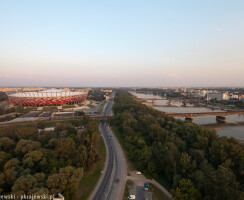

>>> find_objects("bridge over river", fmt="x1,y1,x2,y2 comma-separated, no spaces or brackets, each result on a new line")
134,98,244,122
134,98,205,102
134,98,205,106
166,111,244,122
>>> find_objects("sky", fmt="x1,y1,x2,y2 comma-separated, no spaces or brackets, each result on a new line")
0,0,244,87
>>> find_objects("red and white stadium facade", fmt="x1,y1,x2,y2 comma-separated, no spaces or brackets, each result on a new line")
8,89,88,106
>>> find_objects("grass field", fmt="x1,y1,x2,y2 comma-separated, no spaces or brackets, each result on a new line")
45,119,85,128
99,101,107,114
123,180,133,200
63,105,76,109
45,121,59,128
76,134,106,200
24,107,37,111
88,104,95,108
43,106,57,111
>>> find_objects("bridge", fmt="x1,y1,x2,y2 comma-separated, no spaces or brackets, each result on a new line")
134,98,205,106
134,98,205,102
0,115,112,126
166,111,244,122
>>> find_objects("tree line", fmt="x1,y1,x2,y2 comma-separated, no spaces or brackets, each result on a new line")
0,117,101,199
110,91,244,200
0,92,8,102
87,89,106,101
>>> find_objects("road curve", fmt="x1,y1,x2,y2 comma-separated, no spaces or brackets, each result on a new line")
90,94,127,200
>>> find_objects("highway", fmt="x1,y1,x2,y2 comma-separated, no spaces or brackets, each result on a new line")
90,94,127,200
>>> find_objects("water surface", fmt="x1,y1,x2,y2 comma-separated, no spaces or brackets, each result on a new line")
132,92,244,140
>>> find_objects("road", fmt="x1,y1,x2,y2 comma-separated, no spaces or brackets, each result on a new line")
90,94,127,200
136,186,146,200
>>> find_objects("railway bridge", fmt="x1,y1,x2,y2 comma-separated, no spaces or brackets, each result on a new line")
166,111,244,122
134,98,205,106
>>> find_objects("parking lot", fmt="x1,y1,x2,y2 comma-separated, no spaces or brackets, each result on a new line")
20,111,41,118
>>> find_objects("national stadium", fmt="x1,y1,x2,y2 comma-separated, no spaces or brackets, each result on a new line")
7,88,88,106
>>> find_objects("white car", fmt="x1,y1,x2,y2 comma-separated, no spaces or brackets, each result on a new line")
136,171,142,175
128,195,136,199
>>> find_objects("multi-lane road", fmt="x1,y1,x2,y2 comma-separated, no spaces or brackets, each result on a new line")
90,94,127,200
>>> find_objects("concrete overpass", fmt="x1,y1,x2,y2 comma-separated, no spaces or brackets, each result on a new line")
0,115,111,126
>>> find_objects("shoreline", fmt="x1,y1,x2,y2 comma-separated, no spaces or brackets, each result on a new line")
140,102,244,143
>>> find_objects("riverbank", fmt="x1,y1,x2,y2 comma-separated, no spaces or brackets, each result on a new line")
132,92,244,142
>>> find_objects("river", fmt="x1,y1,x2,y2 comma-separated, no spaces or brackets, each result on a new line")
132,92,244,141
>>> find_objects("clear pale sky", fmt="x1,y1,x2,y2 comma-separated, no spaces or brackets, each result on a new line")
0,0,244,87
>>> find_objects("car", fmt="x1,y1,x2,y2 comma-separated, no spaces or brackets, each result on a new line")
116,179,120,183
136,171,141,175
144,183,149,191
128,195,136,199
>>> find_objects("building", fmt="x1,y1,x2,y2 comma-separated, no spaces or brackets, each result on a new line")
239,95,244,101
0,87,45,93
7,88,88,106
200,90,208,98
207,93,229,101
101,89,113,93
229,93,239,100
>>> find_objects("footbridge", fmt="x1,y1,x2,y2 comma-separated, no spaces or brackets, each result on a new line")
166,111,244,122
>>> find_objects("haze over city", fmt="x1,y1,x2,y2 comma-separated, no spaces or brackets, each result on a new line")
1,0,244,87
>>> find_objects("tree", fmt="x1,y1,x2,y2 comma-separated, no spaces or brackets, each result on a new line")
214,165,239,200
179,152,196,177
4,158,22,186
172,178,201,200
34,173,45,182
111,91,244,199
12,174,38,195
54,123,67,133
15,139,41,154
16,126,37,139
46,173,60,195
16,105,24,113
47,166,83,197
0,137,15,150
48,138,58,149
0,117,100,196
0,173,5,193
29,187,49,198
76,111,85,116
38,131,57,144
23,150,44,168
0,151,12,170
37,121,46,130
55,138,76,160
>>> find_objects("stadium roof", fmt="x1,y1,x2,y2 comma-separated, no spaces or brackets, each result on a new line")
8,88,87,98
39,88,62,93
